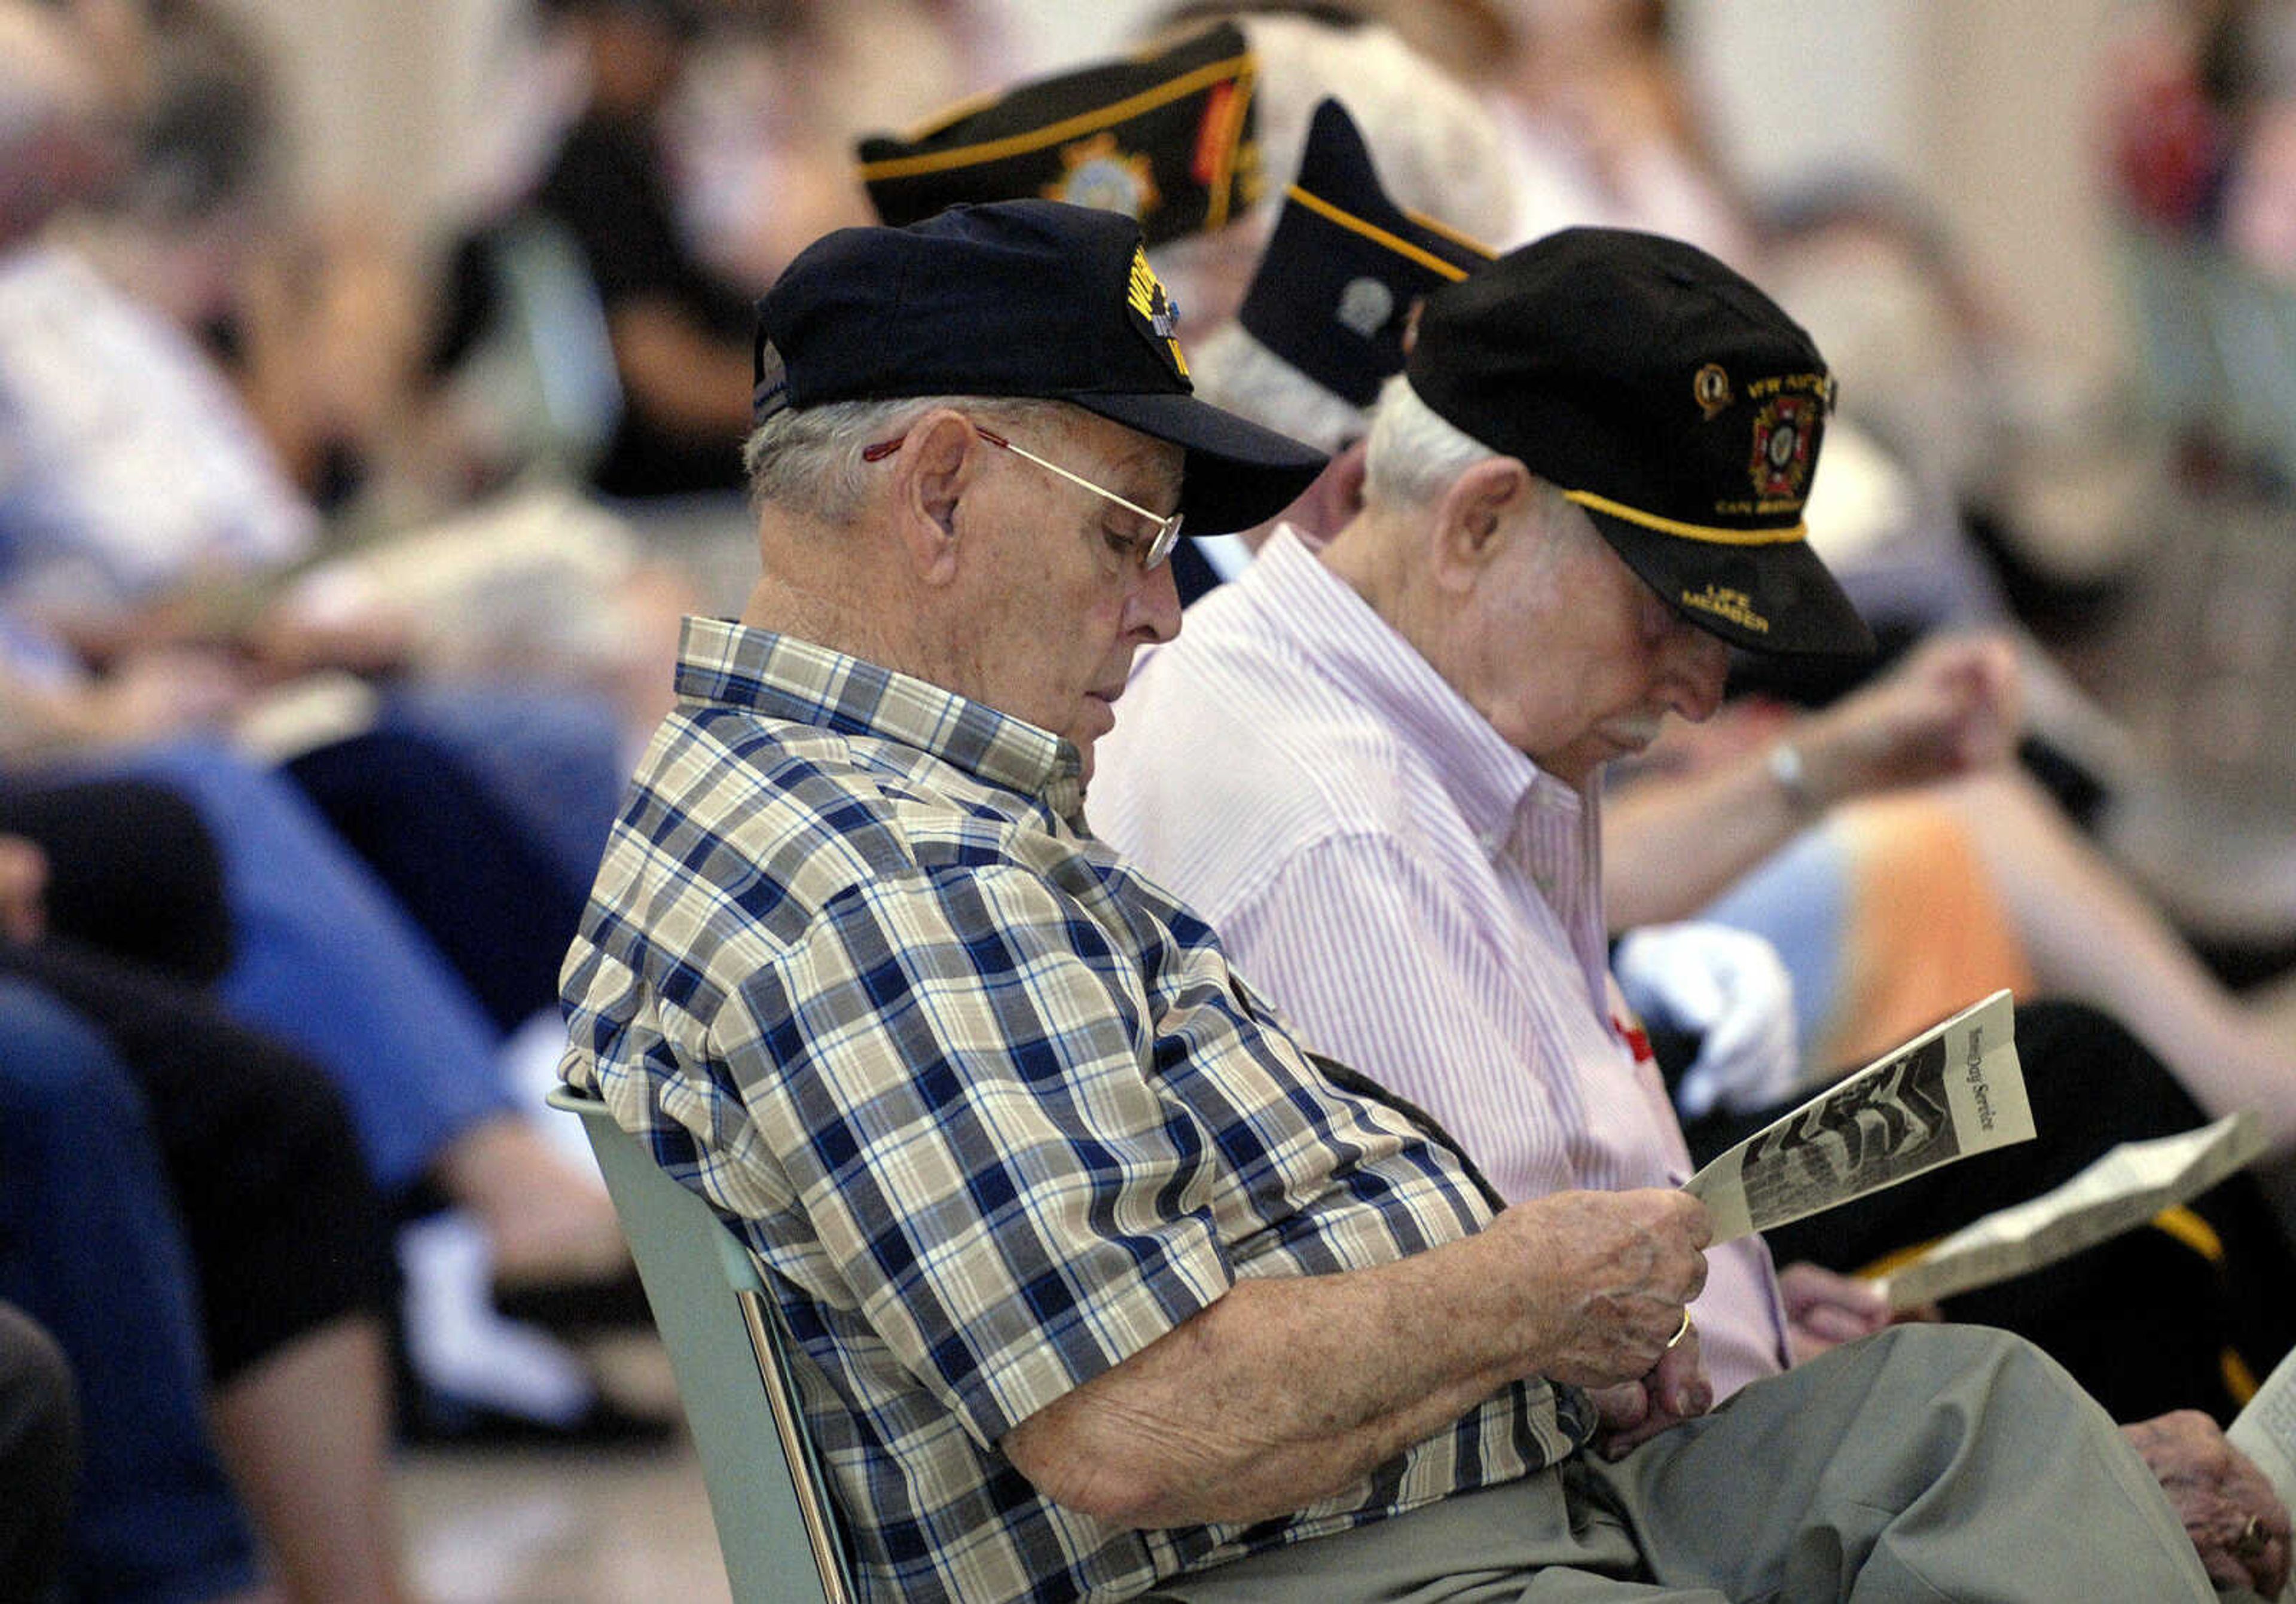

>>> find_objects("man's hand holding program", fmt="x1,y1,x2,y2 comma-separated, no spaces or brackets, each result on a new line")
1500,1188,1711,1388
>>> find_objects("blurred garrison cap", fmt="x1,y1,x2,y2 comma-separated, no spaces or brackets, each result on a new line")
855,20,1262,248
1236,96,1496,408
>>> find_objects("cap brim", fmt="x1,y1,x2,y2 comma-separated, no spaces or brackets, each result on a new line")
1071,390,1328,537
1580,505,1877,659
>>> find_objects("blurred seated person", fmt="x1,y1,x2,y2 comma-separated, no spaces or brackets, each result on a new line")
858,5,1518,351
0,670,634,1309
851,7,1513,605
0,809,407,1601
527,0,758,499
0,0,687,751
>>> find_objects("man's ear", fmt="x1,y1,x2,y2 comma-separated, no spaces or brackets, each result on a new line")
892,410,978,585
1427,456,1529,591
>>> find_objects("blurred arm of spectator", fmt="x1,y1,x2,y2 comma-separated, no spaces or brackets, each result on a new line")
1604,631,2021,931
0,650,250,762
1776,1261,1923,1367
602,294,756,440
2097,0,2236,234
0,835,45,945
223,209,435,512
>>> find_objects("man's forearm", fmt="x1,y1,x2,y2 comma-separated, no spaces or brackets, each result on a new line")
1003,1236,1536,1527
1605,748,1812,930
1001,1189,1706,1530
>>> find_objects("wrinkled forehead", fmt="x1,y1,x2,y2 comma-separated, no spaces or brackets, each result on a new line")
1060,408,1187,494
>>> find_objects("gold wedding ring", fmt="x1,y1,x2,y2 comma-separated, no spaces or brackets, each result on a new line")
1664,1309,1693,1350
2239,1514,2269,1557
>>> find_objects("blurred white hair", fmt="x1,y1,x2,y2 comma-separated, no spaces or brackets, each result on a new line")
1187,321,1369,452
1237,13,1514,238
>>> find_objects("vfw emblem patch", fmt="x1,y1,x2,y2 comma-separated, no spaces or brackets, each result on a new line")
1749,395,1816,500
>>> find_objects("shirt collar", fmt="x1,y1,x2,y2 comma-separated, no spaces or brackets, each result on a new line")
674,615,1086,820
1245,528,1578,847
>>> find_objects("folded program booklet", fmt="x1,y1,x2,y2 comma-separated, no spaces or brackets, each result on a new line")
1866,1111,2264,1309
1686,991,2034,1245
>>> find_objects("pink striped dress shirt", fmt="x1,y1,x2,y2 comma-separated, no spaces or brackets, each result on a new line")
1092,527,1793,1399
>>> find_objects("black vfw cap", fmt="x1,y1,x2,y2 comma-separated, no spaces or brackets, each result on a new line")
752,200,1327,536
1407,227,1876,658
856,22,1261,248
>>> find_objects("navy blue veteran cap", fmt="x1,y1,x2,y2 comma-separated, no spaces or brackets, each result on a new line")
1239,99,1497,408
751,199,1327,536
856,22,1260,248
1407,227,1876,658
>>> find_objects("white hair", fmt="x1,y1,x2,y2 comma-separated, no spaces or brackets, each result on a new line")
741,394,1076,525
1362,374,1592,582
1189,321,1368,453
1360,374,1497,508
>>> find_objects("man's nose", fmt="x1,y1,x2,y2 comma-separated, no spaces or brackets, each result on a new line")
1130,554,1183,643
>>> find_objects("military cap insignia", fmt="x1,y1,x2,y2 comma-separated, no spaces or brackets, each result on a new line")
1126,245,1189,378
1045,131,1162,221
1749,393,1818,503
1335,277,1396,339
1693,362,1732,420
856,21,1259,248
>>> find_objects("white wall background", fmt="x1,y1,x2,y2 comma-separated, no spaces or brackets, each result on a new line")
208,0,2142,386
1680,0,2131,383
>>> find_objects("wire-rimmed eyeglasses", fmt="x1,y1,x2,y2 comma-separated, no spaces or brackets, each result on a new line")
861,424,1183,570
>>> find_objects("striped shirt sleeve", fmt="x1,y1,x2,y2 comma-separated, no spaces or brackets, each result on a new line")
1218,830,1585,1203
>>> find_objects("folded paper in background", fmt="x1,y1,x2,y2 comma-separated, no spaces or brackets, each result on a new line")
1871,1111,2264,1309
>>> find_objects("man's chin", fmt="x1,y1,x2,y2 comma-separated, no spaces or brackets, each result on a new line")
1606,721,1665,760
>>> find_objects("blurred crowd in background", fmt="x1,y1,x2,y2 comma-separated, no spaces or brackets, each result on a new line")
14,0,2296,1599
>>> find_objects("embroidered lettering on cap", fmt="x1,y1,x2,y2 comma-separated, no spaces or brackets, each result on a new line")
1126,246,1189,377
1680,583,1770,634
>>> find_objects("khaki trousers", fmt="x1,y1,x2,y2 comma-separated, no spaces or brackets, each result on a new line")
1149,1325,2237,1602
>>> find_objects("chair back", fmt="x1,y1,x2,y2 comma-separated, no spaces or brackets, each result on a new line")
546,1085,854,1604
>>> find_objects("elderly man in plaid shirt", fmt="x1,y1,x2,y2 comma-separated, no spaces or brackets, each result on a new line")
558,200,2243,1603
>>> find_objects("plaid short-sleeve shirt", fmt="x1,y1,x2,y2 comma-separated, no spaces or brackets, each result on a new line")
560,617,1589,1604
